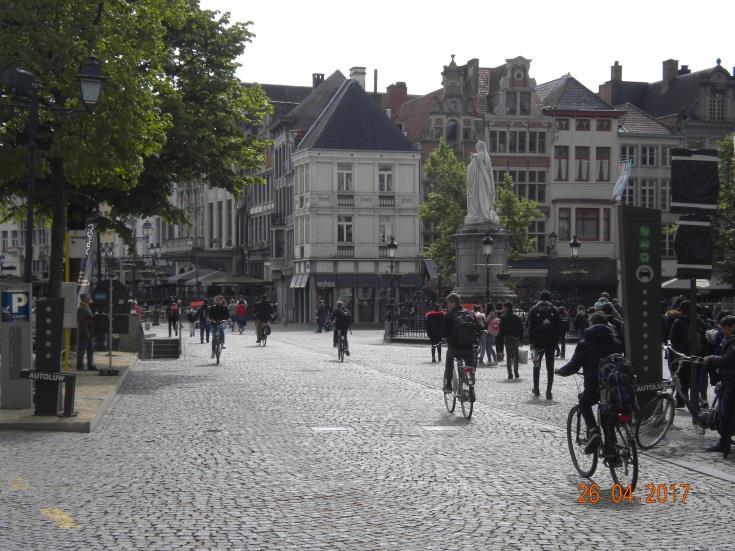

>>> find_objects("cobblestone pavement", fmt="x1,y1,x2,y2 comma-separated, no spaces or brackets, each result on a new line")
0,326,733,550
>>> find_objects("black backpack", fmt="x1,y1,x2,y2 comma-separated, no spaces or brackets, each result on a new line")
598,353,637,415
453,310,478,348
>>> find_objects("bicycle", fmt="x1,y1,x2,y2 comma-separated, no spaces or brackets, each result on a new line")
211,321,226,365
257,320,270,346
444,356,476,419
336,330,347,362
566,375,638,490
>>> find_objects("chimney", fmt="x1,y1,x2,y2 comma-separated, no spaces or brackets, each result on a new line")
662,59,679,83
678,65,690,76
611,61,622,82
349,66,366,89
312,73,324,89
386,81,408,112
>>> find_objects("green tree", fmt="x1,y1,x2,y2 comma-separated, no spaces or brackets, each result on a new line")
714,136,735,285
418,140,466,279
0,1,270,297
495,174,543,260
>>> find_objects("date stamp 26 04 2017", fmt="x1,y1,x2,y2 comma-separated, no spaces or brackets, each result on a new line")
578,483,690,505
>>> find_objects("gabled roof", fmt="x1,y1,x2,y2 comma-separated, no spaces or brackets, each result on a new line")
615,102,678,136
251,83,313,118
298,80,415,152
285,70,346,129
537,74,613,111
393,89,441,143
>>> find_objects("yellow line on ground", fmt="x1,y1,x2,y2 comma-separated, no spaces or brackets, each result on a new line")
39,508,79,529
9,477,30,491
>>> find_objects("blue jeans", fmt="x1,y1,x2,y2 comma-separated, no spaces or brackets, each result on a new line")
76,335,95,370
477,332,496,362
716,382,735,448
211,322,225,351
200,320,210,342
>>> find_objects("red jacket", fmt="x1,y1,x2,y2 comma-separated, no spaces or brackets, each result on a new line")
235,303,247,317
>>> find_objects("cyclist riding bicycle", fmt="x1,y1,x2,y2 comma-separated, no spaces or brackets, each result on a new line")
330,301,352,356
208,295,229,359
442,293,479,393
255,295,274,344
555,312,623,453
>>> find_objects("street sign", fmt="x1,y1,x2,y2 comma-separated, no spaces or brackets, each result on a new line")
1,289,30,322
618,205,663,405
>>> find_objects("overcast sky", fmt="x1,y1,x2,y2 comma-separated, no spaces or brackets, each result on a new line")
200,0,734,96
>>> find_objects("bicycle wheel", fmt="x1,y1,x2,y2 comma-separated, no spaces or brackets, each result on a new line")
338,346,344,362
215,342,221,365
636,395,675,449
444,370,456,413
609,423,638,491
460,379,474,420
566,405,598,478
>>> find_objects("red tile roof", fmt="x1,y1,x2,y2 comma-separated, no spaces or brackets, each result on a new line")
393,89,441,143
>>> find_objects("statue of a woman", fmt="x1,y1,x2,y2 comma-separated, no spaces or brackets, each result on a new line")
465,141,498,225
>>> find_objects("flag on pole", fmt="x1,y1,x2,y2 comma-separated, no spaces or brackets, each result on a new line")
611,158,633,202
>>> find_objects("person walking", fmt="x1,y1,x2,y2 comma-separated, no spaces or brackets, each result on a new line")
494,302,505,362
573,305,588,339
425,304,445,363
228,299,237,332
669,300,707,407
473,305,490,365
499,301,524,379
235,299,247,334
555,301,569,359
527,290,561,400
486,304,500,366
197,299,210,343
316,300,327,333
187,306,196,337
703,315,735,453
166,298,180,337
76,294,96,371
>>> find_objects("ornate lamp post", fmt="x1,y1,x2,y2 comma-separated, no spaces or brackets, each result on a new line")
482,233,494,306
568,235,582,304
2,57,105,285
386,236,398,336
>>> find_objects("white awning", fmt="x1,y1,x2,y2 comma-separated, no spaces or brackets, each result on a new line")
289,274,310,288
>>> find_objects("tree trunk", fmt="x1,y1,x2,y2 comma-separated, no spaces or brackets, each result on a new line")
48,157,66,298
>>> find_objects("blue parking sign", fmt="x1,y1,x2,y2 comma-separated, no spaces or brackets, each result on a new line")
1,290,30,322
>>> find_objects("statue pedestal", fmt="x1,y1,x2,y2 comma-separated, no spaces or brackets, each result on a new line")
451,222,516,304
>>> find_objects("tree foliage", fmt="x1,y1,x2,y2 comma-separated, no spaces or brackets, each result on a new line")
0,1,271,296
495,174,543,261
418,140,466,280
714,136,735,285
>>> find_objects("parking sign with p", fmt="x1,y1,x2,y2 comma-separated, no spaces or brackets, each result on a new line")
1,290,30,322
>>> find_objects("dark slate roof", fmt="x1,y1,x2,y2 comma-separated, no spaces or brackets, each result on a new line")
285,70,346,129
298,80,415,152
537,74,613,111
615,102,677,136
257,83,313,105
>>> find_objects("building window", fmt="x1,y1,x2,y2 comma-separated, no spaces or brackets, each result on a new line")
378,164,394,192
558,208,571,241
660,179,670,211
446,120,458,142
576,119,591,131
1,231,7,252
621,145,636,166
490,130,507,153
337,163,353,192
378,216,393,244
226,199,233,245
662,225,676,258
576,208,599,241
596,119,611,131
509,131,526,153
640,179,656,209
506,92,517,115
337,215,353,243
623,178,636,206
575,146,590,181
596,147,611,181
11,230,18,248
661,146,671,167
555,146,569,181
602,208,611,241
519,92,531,116
529,220,546,253
556,118,569,131
641,146,656,167
709,91,724,121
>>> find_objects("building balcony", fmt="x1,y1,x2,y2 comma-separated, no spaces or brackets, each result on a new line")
336,245,354,258
378,195,395,207
337,195,355,207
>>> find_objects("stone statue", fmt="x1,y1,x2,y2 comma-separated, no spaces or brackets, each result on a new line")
465,141,497,225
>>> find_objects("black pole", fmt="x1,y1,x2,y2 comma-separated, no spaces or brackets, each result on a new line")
688,277,699,406
24,89,37,284
485,254,490,306
97,231,102,284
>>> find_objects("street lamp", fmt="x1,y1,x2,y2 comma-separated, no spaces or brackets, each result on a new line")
568,235,582,304
141,220,153,241
2,56,106,285
482,233,494,306
569,235,581,258
386,237,398,336
547,231,558,256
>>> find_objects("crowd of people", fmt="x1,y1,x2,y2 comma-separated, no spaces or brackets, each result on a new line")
425,289,735,453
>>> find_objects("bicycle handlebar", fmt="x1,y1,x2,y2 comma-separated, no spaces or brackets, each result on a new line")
665,344,704,364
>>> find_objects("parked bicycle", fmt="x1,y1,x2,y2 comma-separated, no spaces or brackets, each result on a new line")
211,320,227,365
444,357,476,419
336,329,347,362
566,375,638,490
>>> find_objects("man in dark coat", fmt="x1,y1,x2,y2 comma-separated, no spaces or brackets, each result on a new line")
76,294,96,371
703,315,735,453
527,290,561,399
669,300,707,406
556,313,623,453
442,293,479,393
197,299,210,343
425,304,445,363
329,301,352,355
499,301,524,379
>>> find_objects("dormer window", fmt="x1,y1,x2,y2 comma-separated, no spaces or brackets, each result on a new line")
709,91,724,121
519,92,531,115
446,120,458,142
506,92,517,115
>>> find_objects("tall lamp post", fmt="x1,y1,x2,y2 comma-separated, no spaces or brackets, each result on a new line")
482,234,494,307
386,236,398,336
569,235,582,304
2,57,106,285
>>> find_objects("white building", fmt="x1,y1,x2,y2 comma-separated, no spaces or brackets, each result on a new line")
290,79,421,323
